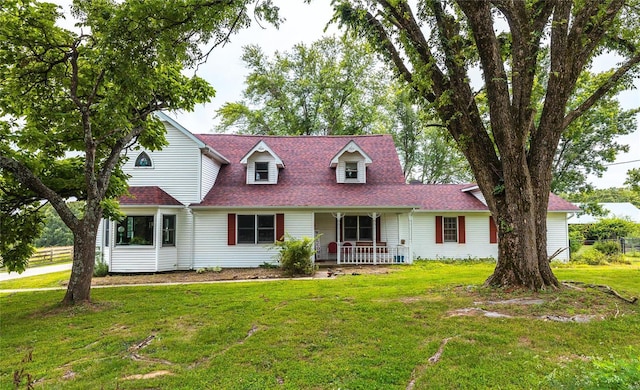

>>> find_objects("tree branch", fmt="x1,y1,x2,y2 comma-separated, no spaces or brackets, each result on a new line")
0,155,79,229
563,53,640,129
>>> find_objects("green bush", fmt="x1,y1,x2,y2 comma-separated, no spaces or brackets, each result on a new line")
571,250,608,265
593,240,621,256
569,230,584,255
271,234,318,277
93,259,109,277
586,218,637,241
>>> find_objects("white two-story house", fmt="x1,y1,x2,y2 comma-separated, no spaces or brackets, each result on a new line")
96,112,579,272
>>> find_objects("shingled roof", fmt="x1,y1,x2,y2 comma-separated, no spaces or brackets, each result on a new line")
187,134,578,212
119,186,183,206
192,134,413,208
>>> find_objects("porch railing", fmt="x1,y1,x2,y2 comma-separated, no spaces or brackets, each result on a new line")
338,244,408,265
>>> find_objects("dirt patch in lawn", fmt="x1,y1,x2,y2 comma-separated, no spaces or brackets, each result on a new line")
84,265,395,286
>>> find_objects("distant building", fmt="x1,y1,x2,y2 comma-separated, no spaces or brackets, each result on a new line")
569,202,640,224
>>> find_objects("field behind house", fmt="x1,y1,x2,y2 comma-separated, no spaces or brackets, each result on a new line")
2,261,639,389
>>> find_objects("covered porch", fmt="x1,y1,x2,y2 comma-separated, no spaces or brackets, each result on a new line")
313,210,412,265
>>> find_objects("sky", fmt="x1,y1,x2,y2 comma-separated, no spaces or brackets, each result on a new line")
52,0,639,189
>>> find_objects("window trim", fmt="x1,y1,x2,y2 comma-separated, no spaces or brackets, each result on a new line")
116,215,154,246
134,151,153,168
345,161,358,180
162,214,176,247
255,162,269,181
443,217,458,242
342,215,374,242
237,214,276,244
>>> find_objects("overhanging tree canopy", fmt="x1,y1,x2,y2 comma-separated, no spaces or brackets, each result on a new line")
333,0,640,289
0,0,279,305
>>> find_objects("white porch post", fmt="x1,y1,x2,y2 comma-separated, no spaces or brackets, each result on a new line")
155,208,161,272
333,212,342,264
408,209,414,264
369,212,378,265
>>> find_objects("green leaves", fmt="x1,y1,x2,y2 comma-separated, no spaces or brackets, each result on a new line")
0,0,280,301
216,36,392,135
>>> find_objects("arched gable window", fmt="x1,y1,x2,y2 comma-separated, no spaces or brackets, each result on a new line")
135,151,152,167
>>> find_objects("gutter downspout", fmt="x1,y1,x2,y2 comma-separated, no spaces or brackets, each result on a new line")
409,209,415,264
189,207,196,270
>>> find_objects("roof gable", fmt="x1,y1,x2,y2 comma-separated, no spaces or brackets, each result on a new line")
154,111,230,165
240,140,285,168
330,140,372,168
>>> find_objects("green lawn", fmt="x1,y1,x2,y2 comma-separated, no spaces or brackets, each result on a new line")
2,261,639,389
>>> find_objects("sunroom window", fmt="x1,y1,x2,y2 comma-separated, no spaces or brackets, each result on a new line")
116,216,154,245
162,215,176,247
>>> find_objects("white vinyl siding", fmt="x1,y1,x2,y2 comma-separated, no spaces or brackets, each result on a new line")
110,246,157,273
201,155,221,200
123,122,202,204
412,212,498,260
246,152,279,184
336,152,366,183
412,212,570,261
107,206,184,272
193,210,314,268
547,212,570,261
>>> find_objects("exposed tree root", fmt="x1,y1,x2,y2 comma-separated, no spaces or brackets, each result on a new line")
406,337,457,389
562,281,638,304
126,333,175,365
189,324,262,369
128,334,155,352
428,337,455,364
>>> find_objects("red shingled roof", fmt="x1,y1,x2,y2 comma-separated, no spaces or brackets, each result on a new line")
192,134,412,208
404,184,579,212
119,186,183,206
189,134,578,212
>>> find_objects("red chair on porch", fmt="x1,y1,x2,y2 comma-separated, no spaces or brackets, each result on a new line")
328,242,337,254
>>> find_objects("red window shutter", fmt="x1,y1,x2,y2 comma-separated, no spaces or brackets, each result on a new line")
376,216,381,242
435,216,443,244
276,213,285,242
227,214,236,246
489,216,498,244
458,216,466,244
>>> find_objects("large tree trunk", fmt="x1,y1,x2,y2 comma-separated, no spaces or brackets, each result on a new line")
62,209,101,305
483,157,559,290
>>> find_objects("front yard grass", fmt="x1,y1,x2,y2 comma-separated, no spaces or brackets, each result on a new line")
2,261,639,389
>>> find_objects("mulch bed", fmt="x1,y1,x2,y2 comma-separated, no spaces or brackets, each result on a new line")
89,265,394,286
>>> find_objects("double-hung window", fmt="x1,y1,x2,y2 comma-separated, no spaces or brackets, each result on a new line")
237,215,275,244
255,162,269,181
443,217,458,242
345,162,358,179
162,215,176,247
343,216,373,241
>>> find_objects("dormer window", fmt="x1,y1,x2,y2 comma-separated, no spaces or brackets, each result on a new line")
345,162,358,179
255,162,269,181
135,151,152,167
330,140,372,184
240,140,284,185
